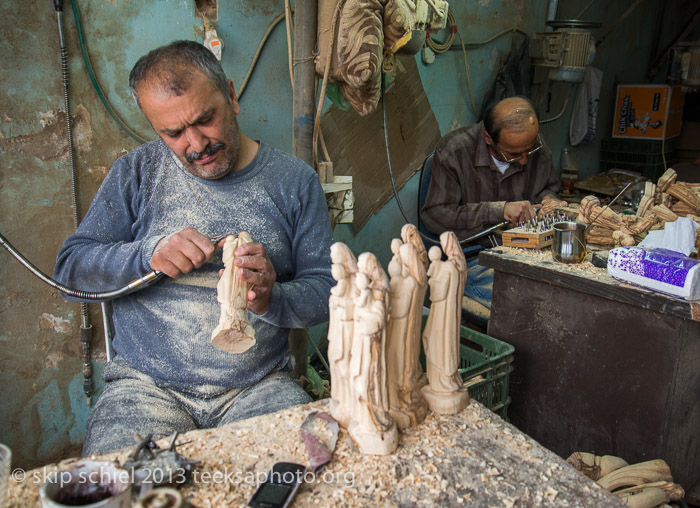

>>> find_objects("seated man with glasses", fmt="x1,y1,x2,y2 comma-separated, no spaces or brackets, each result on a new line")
420,96,566,320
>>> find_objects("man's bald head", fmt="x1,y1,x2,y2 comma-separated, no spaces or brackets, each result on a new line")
483,97,538,144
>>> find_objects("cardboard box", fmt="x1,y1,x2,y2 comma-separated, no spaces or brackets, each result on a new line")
612,84,685,140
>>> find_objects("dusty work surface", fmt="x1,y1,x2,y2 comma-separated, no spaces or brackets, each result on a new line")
480,246,700,321
6,399,625,507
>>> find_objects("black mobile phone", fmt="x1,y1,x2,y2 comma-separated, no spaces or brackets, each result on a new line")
247,462,307,508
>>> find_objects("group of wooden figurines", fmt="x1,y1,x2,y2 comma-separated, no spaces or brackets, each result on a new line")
208,225,471,455
328,224,470,455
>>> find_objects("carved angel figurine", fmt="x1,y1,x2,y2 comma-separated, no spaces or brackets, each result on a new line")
399,242,429,420
348,258,397,455
328,242,358,428
421,232,469,415
211,233,256,354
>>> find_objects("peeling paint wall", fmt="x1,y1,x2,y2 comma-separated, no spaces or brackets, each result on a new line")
0,0,695,471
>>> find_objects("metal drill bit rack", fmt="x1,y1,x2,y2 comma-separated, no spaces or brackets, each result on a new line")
501,212,571,249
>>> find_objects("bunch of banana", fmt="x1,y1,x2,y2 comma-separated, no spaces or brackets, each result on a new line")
566,453,685,508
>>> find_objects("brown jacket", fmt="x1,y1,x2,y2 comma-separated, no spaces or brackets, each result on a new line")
421,122,561,243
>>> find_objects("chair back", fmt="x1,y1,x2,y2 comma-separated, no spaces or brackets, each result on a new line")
417,152,441,248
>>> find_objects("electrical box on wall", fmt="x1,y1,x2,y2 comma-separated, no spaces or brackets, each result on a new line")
612,84,685,140
530,20,600,83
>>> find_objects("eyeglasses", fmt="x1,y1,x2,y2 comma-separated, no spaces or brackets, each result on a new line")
494,134,543,164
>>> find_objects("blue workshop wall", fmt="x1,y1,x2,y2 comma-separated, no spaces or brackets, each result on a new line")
334,0,700,263
333,0,550,269
0,0,695,471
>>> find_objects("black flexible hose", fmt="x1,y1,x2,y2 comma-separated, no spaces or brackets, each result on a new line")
380,72,508,246
0,231,164,302
55,0,95,404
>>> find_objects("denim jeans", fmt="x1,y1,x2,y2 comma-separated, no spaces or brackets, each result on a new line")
83,361,311,456
464,257,494,310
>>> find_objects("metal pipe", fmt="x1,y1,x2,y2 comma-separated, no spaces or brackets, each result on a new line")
290,0,316,381
461,221,510,244
291,0,317,166
546,0,558,31
101,302,115,362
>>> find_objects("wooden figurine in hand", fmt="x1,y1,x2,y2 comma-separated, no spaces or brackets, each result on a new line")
328,242,358,428
421,232,469,414
348,255,397,455
211,233,256,354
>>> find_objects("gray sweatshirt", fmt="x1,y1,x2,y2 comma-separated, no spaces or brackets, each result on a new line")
54,140,334,397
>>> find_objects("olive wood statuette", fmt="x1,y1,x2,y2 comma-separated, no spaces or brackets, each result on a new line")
328,242,358,428
421,232,469,414
386,237,428,429
211,232,256,354
348,256,398,455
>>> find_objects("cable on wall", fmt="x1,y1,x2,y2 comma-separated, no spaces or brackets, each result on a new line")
71,0,150,144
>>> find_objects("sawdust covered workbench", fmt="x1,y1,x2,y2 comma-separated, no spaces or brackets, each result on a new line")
480,246,700,490
6,399,625,507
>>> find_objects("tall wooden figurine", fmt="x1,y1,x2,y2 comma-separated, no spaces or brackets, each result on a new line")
386,259,413,428
211,233,256,353
386,242,428,429
357,252,390,414
400,223,430,390
421,231,469,414
348,254,397,455
328,242,358,428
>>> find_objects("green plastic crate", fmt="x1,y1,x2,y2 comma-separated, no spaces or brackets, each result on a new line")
420,316,514,419
600,137,674,180
457,324,514,419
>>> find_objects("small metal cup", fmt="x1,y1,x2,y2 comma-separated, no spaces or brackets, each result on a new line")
39,461,131,508
552,221,587,263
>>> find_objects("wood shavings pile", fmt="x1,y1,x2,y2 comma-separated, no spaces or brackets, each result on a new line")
493,246,611,282
6,400,625,507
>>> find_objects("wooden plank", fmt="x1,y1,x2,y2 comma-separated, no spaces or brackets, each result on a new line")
479,247,698,322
